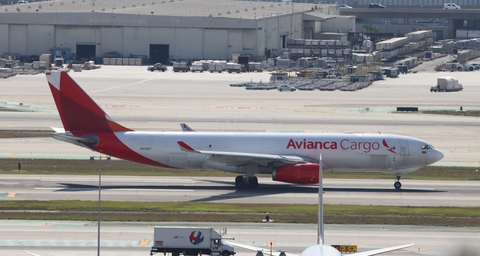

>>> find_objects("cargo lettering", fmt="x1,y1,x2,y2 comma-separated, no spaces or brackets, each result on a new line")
340,139,380,153
286,139,337,150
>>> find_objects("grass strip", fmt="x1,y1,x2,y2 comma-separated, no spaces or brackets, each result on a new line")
423,110,480,117
1,159,479,180
1,201,479,226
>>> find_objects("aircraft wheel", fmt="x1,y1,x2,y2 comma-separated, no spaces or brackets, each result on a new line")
235,176,246,189
394,181,402,189
247,176,258,188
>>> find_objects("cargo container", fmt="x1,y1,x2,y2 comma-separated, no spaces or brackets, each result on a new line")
150,227,235,256
173,61,190,72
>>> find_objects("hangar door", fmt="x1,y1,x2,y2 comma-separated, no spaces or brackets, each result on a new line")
76,44,96,61
150,44,169,64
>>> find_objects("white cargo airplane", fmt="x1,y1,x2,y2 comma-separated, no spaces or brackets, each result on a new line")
228,155,414,256
45,71,443,189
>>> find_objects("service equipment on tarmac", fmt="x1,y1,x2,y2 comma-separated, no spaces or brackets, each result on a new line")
150,227,236,256
148,63,167,72
430,77,463,92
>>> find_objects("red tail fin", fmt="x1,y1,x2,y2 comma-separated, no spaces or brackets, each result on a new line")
46,71,132,134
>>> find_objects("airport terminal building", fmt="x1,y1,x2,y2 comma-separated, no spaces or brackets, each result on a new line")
0,0,353,63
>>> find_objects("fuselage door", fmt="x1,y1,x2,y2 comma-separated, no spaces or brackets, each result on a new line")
399,140,409,156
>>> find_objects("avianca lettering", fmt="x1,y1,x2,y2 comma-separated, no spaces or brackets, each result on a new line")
286,139,381,153
286,139,337,150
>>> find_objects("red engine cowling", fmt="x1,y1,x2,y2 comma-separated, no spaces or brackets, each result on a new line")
272,163,319,184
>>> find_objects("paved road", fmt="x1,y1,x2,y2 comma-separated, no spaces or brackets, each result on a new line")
2,175,479,206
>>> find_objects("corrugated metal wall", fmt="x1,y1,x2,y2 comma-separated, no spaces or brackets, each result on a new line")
314,0,478,6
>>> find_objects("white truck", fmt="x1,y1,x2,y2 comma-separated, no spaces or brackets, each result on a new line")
430,77,463,92
150,227,235,256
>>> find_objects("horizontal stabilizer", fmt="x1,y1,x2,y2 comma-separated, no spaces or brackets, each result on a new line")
53,132,99,148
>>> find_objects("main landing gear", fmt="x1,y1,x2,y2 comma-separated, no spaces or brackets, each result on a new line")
235,175,258,189
394,175,402,189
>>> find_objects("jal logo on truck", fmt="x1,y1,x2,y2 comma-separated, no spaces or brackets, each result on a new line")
189,231,204,245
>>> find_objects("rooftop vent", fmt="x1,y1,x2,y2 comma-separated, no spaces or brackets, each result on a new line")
101,8,105,11
244,8,248,11
235,9,239,13
142,3,145,6
227,10,230,14
60,2,64,5
253,7,256,10
122,5,126,8
261,6,264,9
132,4,136,7
91,9,95,12
218,12,221,15
151,2,155,4
208,14,212,17
38,4,42,8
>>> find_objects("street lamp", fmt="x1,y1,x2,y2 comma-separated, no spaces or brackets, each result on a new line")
89,155,112,256
385,20,390,33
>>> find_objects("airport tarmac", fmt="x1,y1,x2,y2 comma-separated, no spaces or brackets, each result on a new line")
1,174,480,207
1,220,480,256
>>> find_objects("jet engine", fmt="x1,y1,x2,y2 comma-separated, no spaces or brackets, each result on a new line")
272,163,319,184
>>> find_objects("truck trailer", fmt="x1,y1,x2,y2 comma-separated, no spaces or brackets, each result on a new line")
150,227,235,256
430,77,463,92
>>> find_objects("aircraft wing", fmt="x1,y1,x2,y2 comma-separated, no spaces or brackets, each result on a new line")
177,141,314,165
348,243,414,256
226,241,299,256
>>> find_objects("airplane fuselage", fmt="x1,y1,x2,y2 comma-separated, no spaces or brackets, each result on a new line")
91,131,441,175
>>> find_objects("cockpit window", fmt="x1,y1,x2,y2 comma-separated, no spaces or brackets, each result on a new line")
421,144,434,149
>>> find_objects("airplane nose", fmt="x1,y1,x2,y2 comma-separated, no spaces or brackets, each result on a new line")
435,150,444,162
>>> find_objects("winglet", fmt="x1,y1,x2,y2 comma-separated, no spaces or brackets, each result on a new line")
177,141,196,152
180,123,195,132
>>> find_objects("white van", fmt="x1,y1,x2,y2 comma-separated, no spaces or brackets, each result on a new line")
444,3,461,9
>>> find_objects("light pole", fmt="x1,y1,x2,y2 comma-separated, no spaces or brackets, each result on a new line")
90,155,111,256
385,20,390,33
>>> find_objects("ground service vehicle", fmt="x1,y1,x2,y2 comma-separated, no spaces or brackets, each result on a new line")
173,61,190,72
430,77,463,92
277,84,296,92
227,63,246,73
148,63,167,72
150,227,235,256
444,2,461,9
368,3,386,8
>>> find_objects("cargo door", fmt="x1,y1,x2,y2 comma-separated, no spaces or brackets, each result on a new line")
399,140,409,156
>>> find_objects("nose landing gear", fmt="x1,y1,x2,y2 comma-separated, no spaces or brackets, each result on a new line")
394,175,402,189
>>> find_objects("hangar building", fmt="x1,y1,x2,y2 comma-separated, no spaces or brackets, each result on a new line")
0,0,354,63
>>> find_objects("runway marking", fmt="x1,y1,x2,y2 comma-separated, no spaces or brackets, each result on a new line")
140,239,149,246
10,153,18,157
89,79,152,94
7,192,16,197
465,162,476,166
